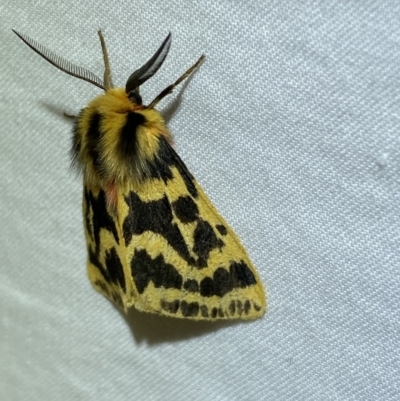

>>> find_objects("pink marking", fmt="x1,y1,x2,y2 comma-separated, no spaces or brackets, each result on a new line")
105,182,118,215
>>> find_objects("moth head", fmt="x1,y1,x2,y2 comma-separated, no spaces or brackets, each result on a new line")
12,29,204,185
12,29,173,107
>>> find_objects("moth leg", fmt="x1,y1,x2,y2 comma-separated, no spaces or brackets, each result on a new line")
63,111,77,119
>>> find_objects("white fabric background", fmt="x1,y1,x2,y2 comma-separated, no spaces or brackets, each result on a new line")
1,1,399,400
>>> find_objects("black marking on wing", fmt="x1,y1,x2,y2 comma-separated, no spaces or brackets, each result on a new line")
161,300,180,314
147,137,198,198
122,191,224,269
172,196,199,223
193,220,224,267
146,136,174,182
183,279,199,292
105,247,126,292
85,189,119,253
160,298,254,319
156,261,256,298
123,192,195,264
229,300,236,315
200,305,209,318
131,249,183,294
199,261,257,297
122,132,236,272
230,261,257,288
93,279,123,308
123,192,224,269
88,245,105,275
244,300,251,315
93,279,111,297
216,224,227,236
88,245,125,293
236,301,243,315
180,301,199,317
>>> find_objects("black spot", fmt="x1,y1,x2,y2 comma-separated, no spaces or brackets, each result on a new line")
254,303,261,312
161,300,180,314
230,261,257,288
236,300,243,315
131,249,183,294
199,277,213,297
119,112,145,159
211,307,218,318
123,192,193,263
213,268,231,297
229,300,236,315
105,247,126,292
193,220,224,268
85,189,119,254
180,301,199,317
244,300,251,315
200,305,209,318
216,224,227,236
173,196,199,223
199,261,257,297
199,268,228,297
218,308,224,318
183,279,199,292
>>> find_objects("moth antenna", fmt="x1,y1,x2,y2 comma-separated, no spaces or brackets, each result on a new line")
12,29,105,90
125,33,172,95
98,30,114,90
148,54,205,109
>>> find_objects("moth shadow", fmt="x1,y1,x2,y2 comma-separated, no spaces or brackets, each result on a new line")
160,68,200,125
122,308,242,344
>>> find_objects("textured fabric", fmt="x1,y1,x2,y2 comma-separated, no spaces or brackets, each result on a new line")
1,1,399,400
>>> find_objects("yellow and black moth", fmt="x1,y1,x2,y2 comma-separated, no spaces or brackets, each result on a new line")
13,30,266,320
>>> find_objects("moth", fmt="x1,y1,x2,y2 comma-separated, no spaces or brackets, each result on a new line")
13,30,266,320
